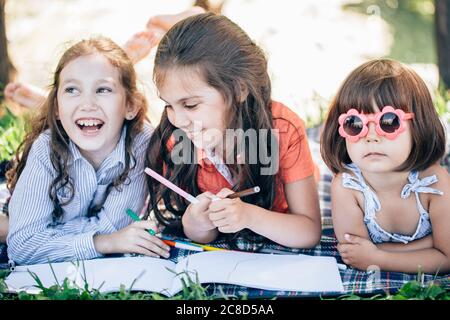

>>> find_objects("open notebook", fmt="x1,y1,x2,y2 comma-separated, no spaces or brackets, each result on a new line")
5,251,344,296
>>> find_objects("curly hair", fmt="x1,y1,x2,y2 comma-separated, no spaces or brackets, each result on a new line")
7,36,148,222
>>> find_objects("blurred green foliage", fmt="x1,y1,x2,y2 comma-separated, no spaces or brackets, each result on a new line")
0,105,26,163
343,0,436,63
435,85,450,117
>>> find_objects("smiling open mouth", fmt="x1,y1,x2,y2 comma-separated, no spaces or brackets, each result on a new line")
75,119,105,132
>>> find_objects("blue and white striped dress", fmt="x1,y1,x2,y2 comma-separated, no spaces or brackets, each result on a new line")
7,122,153,265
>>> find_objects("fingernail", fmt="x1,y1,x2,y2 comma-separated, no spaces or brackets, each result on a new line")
344,234,351,241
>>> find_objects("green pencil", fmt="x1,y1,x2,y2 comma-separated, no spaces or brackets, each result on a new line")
126,209,155,236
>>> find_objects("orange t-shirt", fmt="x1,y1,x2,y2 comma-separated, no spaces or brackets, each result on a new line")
195,101,317,213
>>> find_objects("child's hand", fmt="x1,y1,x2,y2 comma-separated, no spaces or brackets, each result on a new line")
337,234,381,270
182,192,216,232
94,220,170,258
208,188,251,233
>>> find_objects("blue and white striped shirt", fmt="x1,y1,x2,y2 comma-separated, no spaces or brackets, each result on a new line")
7,122,153,265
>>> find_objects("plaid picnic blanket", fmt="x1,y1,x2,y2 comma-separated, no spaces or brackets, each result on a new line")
157,232,450,298
0,125,449,298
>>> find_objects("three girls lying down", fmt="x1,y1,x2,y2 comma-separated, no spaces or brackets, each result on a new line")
2,13,449,274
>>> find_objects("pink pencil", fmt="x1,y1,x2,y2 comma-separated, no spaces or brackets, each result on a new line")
144,167,199,204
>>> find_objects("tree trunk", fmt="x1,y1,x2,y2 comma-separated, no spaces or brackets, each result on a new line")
436,0,450,89
0,0,14,94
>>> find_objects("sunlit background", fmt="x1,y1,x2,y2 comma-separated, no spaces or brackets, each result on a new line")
4,0,442,125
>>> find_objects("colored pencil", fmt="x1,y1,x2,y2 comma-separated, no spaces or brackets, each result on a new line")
227,186,261,199
144,167,199,204
163,239,204,252
126,209,156,236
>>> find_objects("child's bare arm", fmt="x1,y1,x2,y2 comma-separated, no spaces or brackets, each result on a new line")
374,197,450,272
331,173,371,242
276,175,321,247
340,234,448,273
376,235,433,252
374,249,449,274
341,228,448,273
210,176,322,248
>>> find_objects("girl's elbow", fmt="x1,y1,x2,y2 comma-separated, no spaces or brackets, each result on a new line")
305,230,322,248
291,227,322,249
433,260,450,275
7,233,35,265
6,244,29,266
433,246,450,274
440,255,450,274
310,216,323,247
290,237,320,249
298,215,322,248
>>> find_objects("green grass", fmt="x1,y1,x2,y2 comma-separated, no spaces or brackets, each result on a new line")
334,280,449,300
0,263,448,300
0,262,241,300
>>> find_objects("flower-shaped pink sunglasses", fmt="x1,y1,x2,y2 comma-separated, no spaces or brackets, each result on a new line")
338,106,414,142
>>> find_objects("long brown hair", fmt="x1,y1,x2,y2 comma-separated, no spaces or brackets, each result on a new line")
321,59,446,174
147,13,276,244
7,36,148,221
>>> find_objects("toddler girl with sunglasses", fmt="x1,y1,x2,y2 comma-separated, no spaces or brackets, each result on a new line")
321,59,450,274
